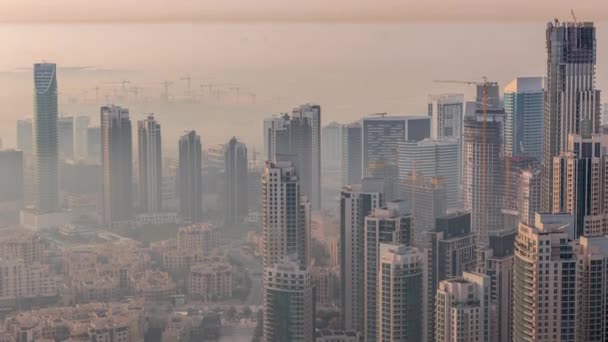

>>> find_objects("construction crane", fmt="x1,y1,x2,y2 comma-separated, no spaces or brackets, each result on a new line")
369,112,388,117
180,76,192,98
161,81,173,102
102,80,130,100
434,77,494,244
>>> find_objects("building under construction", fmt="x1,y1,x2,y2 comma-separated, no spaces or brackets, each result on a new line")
463,113,505,243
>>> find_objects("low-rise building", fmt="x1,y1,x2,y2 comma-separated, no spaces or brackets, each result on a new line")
187,262,233,302
4,299,145,342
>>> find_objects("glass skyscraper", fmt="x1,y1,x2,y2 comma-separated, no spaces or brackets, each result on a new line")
33,63,59,213
504,77,544,159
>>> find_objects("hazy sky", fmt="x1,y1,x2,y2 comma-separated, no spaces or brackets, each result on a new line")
1,1,608,22
1,2,607,155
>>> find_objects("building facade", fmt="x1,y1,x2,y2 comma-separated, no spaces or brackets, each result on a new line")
33,63,59,213
428,93,464,141
137,114,162,213
398,138,461,209
262,161,311,269
377,243,424,342
463,114,504,242
341,122,362,186
504,77,544,158
339,179,384,332
178,130,203,223
542,21,600,212
101,105,133,225
263,257,315,342
513,213,577,342
224,137,248,224
553,133,608,238
435,272,491,342
362,115,430,177
363,203,412,341
401,173,447,247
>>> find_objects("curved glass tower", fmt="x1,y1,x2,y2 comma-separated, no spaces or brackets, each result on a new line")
33,63,59,213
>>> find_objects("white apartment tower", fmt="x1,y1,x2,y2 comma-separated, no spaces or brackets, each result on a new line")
513,213,577,342
262,161,311,269
435,272,491,342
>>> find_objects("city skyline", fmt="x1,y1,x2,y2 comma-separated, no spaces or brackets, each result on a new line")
3,7,608,342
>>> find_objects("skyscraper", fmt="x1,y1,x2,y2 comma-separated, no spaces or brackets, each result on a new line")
513,213,576,342
263,255,315,342
504,77,544,158
463,114,504,242
264,109,320,209
362,115,430,177
435,272,491,342
377,243,424,342
16,119,33,155
426,211,477,342
33,63,59,213
263,115,288,162
57,116,74,160
340,178,384,332
477,229,516,342
542,21,600,212
428,93,464,140
137,114,162,213
341,122,362,186
101,105,132,226
398,138,461,209
178,131,202,223
401,172,447,247
262,161,311,269
224,137,248,224
553,133,608,237
262,161,314,342
363,202,412,341
73,116,89,161
293,104,321,211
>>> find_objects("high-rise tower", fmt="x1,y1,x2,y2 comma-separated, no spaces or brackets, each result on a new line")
504,77,545,159
178,131,202,223
542,21,600,212
137,114,162,213
513,213,577,342
33,63,59,213
339,178,384,332
101,105,133,226
463,113,504,242
262,161,311,269
224,137,248,224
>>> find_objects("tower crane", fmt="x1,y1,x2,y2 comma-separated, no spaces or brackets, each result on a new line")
434,77,494,244
180,76,192,98
161,81,173,102
102,80,130,100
